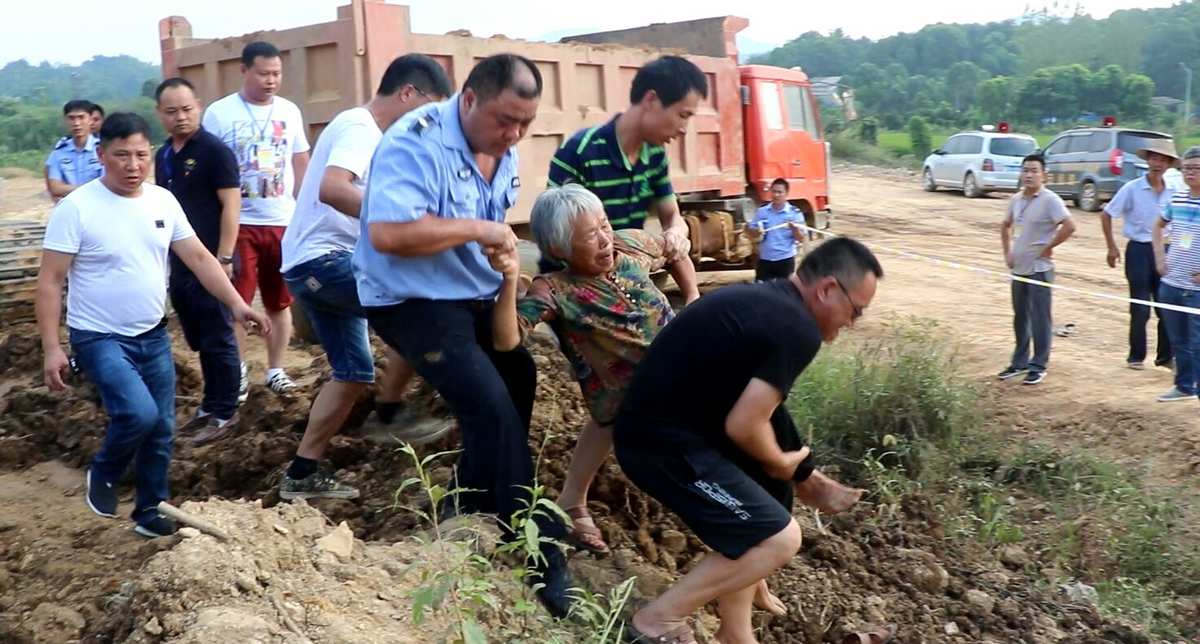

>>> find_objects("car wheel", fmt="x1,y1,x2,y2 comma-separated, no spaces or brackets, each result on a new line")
1077,181,1101,211
923,168,938,192
963,172,982,198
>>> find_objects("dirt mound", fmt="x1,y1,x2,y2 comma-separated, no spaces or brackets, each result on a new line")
0,324,1172,642
100,498,586,643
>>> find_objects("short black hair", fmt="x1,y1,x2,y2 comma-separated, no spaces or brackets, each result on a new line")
63,99,92,116
99,112,152,145
1022,153,1046,170
770,178,790,191
155,77,196,103
463,53,542,102
241,41,281,68
377,54,452,99
630,56,708,107
799,237,883,285
89,103,104,117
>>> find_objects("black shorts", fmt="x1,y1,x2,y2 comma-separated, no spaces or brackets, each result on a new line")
614,440,794,559
755,256,796,282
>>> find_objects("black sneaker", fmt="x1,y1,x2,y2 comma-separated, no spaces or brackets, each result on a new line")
1023,371,1046,385
86,469,118,518
279,470,360,500
529,544,573,619
997,366,1027,380
134,514,178,538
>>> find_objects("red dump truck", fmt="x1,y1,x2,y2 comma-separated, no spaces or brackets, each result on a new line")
159,0,831,270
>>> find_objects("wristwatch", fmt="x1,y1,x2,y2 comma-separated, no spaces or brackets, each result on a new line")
218,255,235,265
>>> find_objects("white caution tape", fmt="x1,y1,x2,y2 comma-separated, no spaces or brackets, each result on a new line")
760,222,1200,317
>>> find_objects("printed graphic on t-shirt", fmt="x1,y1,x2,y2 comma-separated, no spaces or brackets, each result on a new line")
230,119,291,200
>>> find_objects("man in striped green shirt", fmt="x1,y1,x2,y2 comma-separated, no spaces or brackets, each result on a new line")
547,56,703,303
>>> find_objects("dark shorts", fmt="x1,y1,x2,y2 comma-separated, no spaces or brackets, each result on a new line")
755,256,796,282
233,224,293,311
614,439,793,560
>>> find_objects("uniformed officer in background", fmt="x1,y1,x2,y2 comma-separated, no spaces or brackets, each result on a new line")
45,99,103,202
352,53,573,617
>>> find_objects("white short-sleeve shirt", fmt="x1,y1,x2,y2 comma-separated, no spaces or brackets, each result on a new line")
43,180,195,335
202,93,311,227
281,106,381,272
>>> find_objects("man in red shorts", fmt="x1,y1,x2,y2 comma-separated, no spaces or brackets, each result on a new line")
202,41,311,398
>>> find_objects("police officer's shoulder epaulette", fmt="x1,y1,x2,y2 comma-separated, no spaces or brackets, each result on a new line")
409,114,434,136
53,136,69,150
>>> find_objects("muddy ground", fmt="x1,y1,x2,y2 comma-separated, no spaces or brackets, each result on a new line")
1,168,1197,642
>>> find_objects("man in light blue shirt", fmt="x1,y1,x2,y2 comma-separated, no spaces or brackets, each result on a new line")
1102,141,1180,369
748,177,806,281
45,99,103,202
354,53,572,617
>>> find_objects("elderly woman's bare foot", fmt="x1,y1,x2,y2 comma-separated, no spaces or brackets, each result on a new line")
794,470,863,514
753,579,786,615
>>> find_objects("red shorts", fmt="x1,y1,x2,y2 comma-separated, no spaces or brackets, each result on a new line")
232,224,293,312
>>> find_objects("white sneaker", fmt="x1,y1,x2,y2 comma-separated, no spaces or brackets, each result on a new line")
265,371,298,397
1157,387,1195,402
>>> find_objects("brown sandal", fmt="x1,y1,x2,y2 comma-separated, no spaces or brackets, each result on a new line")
565,505,610,555
625,622,696,643
842,624,898,644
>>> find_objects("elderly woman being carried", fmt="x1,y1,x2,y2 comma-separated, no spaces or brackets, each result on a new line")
489,183,682,555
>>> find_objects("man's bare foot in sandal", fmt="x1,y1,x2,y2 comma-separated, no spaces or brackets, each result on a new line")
565,505,610,555
795,470,864,514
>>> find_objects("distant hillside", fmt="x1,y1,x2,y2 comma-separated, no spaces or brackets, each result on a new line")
749,3,1199,130
0,55,159,106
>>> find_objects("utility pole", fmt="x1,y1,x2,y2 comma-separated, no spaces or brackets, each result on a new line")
1181,62,1192,138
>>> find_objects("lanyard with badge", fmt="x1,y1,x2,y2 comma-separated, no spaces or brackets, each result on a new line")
239,94,277,170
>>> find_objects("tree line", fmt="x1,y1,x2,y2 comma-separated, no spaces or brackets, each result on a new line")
0,56,162,170
751,2,1200,130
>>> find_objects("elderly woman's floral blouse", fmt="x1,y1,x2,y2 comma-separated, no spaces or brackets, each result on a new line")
517,230,673,425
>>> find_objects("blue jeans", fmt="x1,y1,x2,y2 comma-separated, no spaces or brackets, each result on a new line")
283,251,375,383
169,268,239,418
1157,283,1200,396
70,324,175,525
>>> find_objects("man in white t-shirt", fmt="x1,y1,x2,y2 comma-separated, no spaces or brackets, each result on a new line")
202,41,311,398
278,54,452,500
36,113,269,538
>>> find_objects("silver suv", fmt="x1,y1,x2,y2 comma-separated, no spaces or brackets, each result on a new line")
922,130,1039,197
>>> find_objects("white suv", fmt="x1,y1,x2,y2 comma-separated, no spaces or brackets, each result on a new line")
922,130,1039,198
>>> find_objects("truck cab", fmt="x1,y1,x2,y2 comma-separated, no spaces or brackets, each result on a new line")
740,65,830,229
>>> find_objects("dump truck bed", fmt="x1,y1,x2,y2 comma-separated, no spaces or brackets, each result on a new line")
160,0,749,224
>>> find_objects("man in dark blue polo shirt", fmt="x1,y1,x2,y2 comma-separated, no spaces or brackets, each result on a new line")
154,78,244,442
547,56,703,303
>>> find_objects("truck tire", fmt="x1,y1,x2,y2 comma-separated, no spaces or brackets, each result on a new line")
962,172,983,198
1076,181,1101,212
923,168,938,192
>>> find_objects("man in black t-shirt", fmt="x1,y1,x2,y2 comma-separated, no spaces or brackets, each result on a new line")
153,78,244,441
614,237,883,644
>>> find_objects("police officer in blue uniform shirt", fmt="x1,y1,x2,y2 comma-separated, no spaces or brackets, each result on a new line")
45,100,103,202
353,53,573,617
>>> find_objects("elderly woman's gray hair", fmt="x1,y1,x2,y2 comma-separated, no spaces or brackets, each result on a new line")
530,183,605,261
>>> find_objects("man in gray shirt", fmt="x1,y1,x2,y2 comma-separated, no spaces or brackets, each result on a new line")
999,153,1076,385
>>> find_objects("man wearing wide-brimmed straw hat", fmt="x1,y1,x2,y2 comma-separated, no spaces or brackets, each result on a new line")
1102,138,1180,377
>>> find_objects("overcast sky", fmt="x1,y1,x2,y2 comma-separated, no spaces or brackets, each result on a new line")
0,0,1178,67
